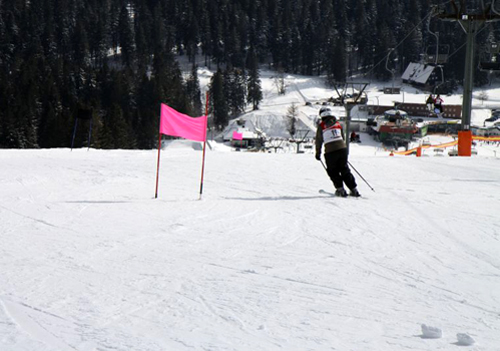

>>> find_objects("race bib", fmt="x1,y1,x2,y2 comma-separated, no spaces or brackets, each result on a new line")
323,127,342,144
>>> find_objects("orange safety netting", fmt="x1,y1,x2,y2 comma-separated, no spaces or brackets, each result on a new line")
472,136,500,142
392,140,458,155
391,135,500,156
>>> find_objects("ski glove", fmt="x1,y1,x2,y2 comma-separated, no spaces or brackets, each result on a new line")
315,153,321,161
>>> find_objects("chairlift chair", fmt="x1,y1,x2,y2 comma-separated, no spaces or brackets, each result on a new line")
489,42,500,54
479,42,500,71
384,49,401,94
424,44,450,65
425,11,450,66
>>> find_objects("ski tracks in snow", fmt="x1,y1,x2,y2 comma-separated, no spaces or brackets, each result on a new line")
2,150,500,350
0,296,87,351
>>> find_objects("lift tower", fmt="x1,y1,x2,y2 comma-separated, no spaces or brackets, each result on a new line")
437,1,500,156
332,82,369,155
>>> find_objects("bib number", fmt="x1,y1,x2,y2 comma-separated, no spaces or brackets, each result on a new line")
323,128,342,144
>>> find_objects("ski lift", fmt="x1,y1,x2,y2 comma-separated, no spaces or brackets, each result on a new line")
479,42,500,71
384,49,401,94
424,44,450,65
425,13,450,65
424,19,448,92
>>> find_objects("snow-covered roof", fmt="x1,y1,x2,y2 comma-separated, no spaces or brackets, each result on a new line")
402,62,435,84
384,109,408,116
221,119,265,141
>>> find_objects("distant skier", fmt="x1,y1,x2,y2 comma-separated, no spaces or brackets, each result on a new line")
434,94,444,117
426,94,434,113
315,108,360,197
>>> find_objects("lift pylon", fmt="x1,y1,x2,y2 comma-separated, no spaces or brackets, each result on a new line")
437,0,500,156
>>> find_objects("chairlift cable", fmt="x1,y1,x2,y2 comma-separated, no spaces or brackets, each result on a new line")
363,0,455,78
367,1,496,74
492,0,500,16
427,6,441,66
446,21,493,62
363,10,434,78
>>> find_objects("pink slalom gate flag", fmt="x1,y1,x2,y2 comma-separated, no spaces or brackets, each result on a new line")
160,103,207,142
232,131,243,140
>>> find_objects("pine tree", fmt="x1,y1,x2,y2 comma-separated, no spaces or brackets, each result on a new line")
186,64,203,116
199,0,212,67
134,6,151,71
134,71,157,149
209,69,228,130
0,0,489,149
353,0,371,73
73,15,90,67
118,4,136,68
224,68,247,117
326,37,347,85
373,21,397,80
246,49,262,110
87,2,110,67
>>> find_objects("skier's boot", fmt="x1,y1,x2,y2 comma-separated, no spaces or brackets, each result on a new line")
349,187,361,197
335,187,348,197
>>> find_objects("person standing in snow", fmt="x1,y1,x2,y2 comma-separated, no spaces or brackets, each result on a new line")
315,107,360,197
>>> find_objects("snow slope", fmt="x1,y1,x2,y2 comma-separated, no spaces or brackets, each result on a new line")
1,142,499,351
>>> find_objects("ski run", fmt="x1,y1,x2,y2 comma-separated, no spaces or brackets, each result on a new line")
1,141,499,351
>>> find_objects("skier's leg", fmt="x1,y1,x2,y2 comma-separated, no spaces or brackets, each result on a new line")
337,149,357,190
324,152,344,189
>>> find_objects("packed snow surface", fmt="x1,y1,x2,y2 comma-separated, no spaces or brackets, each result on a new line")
1,141,499,351
1,71,500,350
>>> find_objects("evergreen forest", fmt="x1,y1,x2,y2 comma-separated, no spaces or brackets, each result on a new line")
0,0,498,148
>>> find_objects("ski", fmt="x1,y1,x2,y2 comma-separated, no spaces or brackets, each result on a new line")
319,189,365,199
319,189,335,196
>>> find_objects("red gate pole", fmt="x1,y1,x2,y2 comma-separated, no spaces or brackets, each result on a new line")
199,91,210,199
155,119,163,199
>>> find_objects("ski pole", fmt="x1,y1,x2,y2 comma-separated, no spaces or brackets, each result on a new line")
320,159,328,171
348,161,375,192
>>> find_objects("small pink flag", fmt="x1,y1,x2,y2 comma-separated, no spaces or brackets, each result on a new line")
232,131,243,140
160,103,207,142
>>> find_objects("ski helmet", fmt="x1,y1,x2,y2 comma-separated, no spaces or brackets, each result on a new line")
319,105,330,115
320,108,335,119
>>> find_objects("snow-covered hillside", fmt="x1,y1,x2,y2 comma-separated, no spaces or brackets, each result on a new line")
1,72,500,351
199,68,500,139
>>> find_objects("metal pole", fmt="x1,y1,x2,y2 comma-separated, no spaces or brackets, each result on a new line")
320,159,327,171
71,118,78,151
154,132,162,199
322,157,375,192
199,131,207,199
87,118,93,151
461,19,477,131
345,104,354,155
348,161,375,192
199,91,210,199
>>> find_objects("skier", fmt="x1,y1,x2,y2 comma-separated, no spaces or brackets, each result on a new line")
426,94,434,113
315,108,360,197
434,94,444,117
